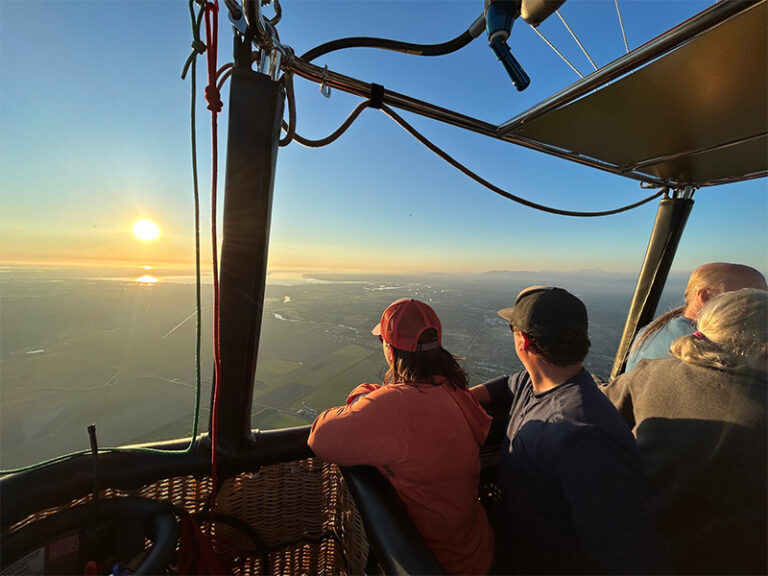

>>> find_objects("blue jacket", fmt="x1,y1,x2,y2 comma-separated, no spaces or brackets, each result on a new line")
625,315,694,372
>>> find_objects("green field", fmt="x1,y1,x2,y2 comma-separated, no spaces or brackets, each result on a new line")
1,271,677,469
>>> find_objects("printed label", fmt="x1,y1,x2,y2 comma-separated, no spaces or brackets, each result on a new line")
47,532,80,563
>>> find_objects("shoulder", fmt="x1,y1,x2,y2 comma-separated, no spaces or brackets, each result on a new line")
510,370,531,392
629,357,689,384
529,373,596,426
554,404,639,465
666,315,695,335
644,313,692,334
552,370,598,404
628,316,693,369
336,383,425,416
311,384,420,435
483,371,527,387
480,371,529,397
364,382,422,402
608,358,677,394
557,372,636,429
608,357,704,410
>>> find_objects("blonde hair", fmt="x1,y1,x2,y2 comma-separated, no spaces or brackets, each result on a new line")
634,263,766,349
670,288,768,371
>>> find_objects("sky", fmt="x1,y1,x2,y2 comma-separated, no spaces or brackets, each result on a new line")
1,0,766,278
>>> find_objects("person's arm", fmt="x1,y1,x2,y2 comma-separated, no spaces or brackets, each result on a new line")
471,375,516,445
470,375,511,407
308,386,407,467
469,384,492,405
601,375,636,429
347,382,381,405
557,429,670,574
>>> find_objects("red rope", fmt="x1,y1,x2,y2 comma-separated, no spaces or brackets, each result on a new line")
202,0,223,523
203,2,223,114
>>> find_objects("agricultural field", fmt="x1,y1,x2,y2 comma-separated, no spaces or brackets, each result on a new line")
0,269,686,469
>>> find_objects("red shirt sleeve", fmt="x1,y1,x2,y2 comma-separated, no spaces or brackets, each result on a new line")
346,383,381,404
308,385,409,467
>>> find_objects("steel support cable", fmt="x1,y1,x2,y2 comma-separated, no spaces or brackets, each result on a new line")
379,104,667,217
556,10,598,71
615,0,630,54
529,24,583,78
300,13,484,63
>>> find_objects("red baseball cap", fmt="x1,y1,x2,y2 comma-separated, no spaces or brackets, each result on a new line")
371,298,442,352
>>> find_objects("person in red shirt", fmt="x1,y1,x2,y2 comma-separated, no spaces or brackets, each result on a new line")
308,298,493,575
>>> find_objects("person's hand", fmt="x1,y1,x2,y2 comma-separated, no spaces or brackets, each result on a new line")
346,382,380,405
349,393,369,405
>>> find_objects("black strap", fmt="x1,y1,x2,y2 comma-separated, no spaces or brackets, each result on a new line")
369,83,385,109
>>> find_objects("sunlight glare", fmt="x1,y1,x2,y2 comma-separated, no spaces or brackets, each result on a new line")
136,275,159,284
132,219,161,242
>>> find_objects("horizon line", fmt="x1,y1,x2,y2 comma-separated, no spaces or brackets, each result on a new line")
0,260,675,279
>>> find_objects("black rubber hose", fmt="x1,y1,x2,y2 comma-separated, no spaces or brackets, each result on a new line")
301,13,484,63
1,498,178,576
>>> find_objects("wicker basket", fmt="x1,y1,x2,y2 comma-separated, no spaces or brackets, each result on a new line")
5,458,368,576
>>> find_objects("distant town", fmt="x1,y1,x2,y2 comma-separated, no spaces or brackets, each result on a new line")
0,269,686,470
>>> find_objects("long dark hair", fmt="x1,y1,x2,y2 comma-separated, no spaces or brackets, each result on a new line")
385,329,469,389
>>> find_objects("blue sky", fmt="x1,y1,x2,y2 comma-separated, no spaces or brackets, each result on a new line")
1,0,766,276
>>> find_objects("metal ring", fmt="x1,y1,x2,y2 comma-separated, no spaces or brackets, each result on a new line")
320,65,331,98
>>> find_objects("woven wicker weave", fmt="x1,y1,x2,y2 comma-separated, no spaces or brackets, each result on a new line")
5,458,368,576
214,459,367,575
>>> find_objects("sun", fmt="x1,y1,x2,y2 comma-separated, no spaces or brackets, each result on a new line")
132,219,161,242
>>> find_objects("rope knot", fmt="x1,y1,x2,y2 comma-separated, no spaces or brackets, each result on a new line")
205,85,223,113
191,40,207,55
204,1,218,15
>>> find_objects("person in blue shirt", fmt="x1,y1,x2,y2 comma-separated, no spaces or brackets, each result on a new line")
471,286,668,574
624,262,766,372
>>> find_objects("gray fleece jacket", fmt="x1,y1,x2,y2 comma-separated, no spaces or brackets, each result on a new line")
603,358,767,575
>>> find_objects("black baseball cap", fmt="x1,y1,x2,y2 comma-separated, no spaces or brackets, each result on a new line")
498,286,588,338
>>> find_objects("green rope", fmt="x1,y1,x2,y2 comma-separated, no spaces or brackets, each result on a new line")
1,450,91,475
182,2,207,81
184,0,205,455
0,0,209,476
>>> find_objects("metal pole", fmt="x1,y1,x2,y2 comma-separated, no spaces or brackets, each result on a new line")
610,193,694,379
216,37,285,452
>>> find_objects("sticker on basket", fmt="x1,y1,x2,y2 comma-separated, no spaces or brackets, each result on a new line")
48,532,80,563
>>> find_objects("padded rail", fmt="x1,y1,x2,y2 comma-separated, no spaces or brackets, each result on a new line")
342,466,444,575
0,426,314,532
